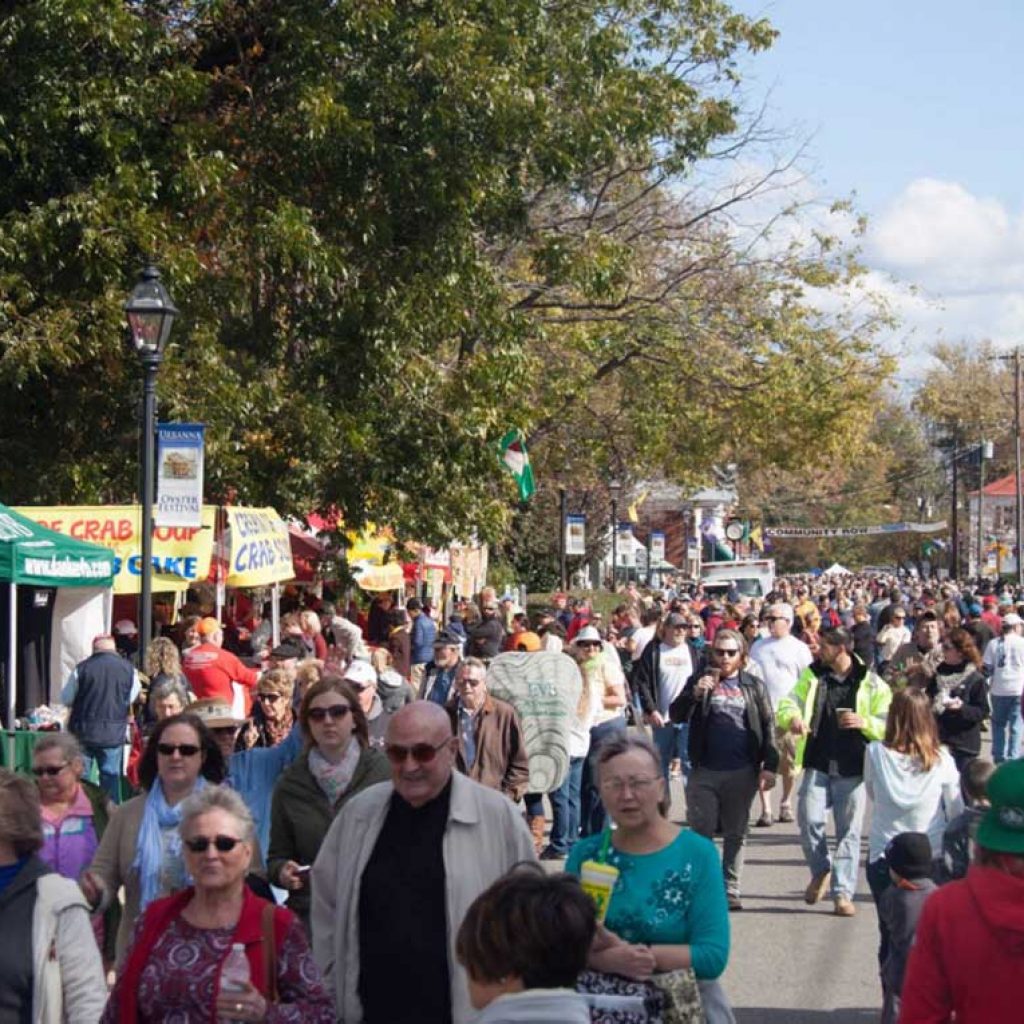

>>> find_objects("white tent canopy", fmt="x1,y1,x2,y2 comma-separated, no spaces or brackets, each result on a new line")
823,562,852,576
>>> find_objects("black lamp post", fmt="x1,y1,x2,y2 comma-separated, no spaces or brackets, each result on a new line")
609,481,621,591
125,266,177,670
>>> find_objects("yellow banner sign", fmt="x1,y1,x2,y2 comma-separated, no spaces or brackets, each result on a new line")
16,505,217,594
224,507,294,587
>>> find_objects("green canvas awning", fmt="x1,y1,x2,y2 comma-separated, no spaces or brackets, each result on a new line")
0,502,115,587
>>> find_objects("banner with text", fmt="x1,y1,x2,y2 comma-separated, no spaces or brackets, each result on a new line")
565,514,586,556
224,507,295,587
650,531,666,563
156,423,205,528
16,505,216,593
765,521,948,539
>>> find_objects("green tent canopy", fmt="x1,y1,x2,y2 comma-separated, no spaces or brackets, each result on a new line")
0,502,115,587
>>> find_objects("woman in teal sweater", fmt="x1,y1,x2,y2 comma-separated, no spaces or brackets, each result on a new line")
566,733,730,985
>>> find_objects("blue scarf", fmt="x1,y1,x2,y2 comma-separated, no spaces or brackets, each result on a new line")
132,777,206,910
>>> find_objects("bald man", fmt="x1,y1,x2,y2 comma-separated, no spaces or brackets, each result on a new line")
311,702,536,1024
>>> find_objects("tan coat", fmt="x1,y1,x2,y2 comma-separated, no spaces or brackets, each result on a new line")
310,772,536,1024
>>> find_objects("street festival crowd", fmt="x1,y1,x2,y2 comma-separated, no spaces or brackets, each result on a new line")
4,575,1024,1023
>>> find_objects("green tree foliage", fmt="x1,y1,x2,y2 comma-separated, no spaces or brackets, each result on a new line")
0,0,891,549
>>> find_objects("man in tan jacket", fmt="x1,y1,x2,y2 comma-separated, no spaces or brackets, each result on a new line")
311,702,535,1024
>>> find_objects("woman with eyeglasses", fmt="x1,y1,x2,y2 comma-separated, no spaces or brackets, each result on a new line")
566,734,732,1020
671,629,778,912
80,712,228,968
925,628,990,774
267,677,390,929
245,668,296,751
102,785,333,1022
32,733,121,968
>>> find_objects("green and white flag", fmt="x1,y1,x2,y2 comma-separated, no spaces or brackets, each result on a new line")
499,430,536,500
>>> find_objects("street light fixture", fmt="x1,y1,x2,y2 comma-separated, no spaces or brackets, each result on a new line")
608,481,621,591
125,266,178,670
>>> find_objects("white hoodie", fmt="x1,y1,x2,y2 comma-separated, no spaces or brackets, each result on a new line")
863,741,963,862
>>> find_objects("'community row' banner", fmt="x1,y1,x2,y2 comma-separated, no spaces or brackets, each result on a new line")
765,521,948,539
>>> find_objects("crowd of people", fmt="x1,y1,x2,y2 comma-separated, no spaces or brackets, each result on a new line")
2,571,1024,1022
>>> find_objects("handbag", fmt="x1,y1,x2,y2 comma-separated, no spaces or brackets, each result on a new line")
577,968,664,1023
648,968,703,1024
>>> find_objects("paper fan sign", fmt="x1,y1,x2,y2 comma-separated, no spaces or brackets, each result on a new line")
486,651,581,793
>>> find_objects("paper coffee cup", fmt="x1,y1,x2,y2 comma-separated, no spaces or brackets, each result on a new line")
580,860,620,923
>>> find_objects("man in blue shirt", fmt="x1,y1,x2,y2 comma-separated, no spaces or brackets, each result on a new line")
408,598,438,690
419,630,464,705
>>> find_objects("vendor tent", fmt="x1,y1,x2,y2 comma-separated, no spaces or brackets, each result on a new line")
0,502,115,751
823,562,852,576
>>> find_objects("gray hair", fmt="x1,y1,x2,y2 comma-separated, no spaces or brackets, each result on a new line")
32,732,83,763
179,784,256,846
148,678,191,714
595,733,670,817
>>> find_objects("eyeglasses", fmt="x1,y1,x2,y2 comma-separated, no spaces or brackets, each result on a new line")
712,648,741,657
257,692,284,703
157,743,201,757
384,738,451,766
32,763,69,778
765,616,788,623
459,676,486,687
212,726,239,736
308,704,351,723
601,776,658,795
577,641,601,649
183,835,244,854
687,623,703,630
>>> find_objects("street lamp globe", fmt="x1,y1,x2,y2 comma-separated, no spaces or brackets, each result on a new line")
125,265,178,359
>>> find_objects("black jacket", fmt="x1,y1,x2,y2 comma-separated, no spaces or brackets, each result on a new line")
927,665,990,757
632,638,702,715
669,669,779,773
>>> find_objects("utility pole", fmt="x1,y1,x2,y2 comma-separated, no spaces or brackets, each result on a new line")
558,487,567,592
1016,350,1023,586
950,452,959,579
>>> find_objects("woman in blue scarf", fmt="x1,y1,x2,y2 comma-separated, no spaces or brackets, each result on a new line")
80,712,226,968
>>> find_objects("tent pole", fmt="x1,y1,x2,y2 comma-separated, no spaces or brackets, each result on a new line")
7,582,17,768
271,582,281,647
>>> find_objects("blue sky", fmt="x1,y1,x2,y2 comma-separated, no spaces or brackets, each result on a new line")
728,1,1024,368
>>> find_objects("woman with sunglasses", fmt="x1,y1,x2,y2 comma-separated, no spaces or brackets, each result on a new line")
80,712,227,968
102,785,333,1022
267,676,390,929
926,627,990,774
32,733,121,968
246,669,296,750
671,628,778,911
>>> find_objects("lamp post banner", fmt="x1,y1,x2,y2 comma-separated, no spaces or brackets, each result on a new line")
650,531,666,562
764,521,948,539
155,423,205,528
565,514,586,555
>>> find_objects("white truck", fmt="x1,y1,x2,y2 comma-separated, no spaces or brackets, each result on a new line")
701,558,776,600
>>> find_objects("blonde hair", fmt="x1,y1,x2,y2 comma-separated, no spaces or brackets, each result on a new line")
370,647,393,674
294,658,326,691
258,666,295,701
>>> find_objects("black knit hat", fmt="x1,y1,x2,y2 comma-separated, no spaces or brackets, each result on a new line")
885,832,933,881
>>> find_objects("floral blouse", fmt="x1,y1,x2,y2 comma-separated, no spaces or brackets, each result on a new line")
101,911,334,1022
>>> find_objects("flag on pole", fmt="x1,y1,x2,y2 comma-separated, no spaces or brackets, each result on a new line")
627,489,649,524
749,525,764,552
499,430,536,501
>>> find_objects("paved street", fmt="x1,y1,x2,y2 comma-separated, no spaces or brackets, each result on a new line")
673,776,883,1022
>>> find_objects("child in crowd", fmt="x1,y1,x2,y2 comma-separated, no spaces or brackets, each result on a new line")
879,832,938,1024
456,866,595,1023
940,758,995,882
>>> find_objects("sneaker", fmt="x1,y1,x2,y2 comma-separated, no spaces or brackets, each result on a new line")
804,870,831,905
778,805,795,823
727,894,743,912
833,896,856,917
754,812,773,827
539,845,566,861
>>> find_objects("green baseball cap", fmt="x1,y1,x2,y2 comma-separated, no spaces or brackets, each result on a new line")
976,759,1024,855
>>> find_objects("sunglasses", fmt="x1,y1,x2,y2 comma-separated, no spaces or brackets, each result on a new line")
257,692,285,703
183,835,244,854
308,704,351,723
712,648,741,657
32,763,69,778
764,616,788,623
212,726,239,736
385,738,451,766
157,743,201,757
577,641,601,648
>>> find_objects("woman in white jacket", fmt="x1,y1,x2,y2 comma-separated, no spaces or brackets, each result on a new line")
863,688,962,967
0,768,106,1024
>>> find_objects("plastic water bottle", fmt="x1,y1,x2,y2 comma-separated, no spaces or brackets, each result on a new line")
220,943,250,1020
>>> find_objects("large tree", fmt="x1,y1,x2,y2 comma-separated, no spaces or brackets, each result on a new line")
0,0,891,547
